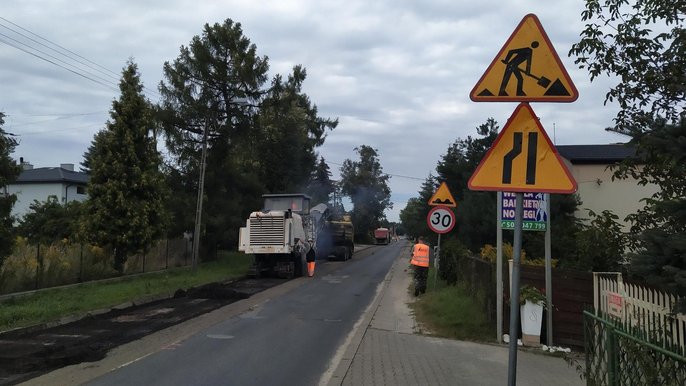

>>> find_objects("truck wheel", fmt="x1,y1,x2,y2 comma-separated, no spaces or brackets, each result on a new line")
293,253,305,277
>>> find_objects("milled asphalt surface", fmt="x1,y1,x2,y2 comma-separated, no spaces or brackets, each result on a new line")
327,243,585,386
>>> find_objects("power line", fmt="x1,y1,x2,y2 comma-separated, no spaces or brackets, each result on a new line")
0,17,161,100
0,34,119,92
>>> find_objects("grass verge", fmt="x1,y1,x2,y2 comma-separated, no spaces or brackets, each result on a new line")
410,267,494,342
0,251,252,332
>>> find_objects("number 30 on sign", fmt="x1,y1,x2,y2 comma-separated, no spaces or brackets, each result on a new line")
426,206,456,234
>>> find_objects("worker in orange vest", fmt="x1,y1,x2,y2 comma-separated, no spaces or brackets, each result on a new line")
306,242,316,277
410,236,430,296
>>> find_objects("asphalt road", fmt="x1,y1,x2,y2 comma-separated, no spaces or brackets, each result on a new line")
76,242,403,386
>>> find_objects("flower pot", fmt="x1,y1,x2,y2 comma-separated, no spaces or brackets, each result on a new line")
520,300,543,346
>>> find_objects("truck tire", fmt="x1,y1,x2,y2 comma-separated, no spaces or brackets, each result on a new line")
343,246,351,261
293,252,305,277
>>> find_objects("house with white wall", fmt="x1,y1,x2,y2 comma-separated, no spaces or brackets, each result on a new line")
6,162,89,221
556,144,659,229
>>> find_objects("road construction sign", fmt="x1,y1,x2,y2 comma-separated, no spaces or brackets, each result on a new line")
468,103,577,193
428,182,457,207
470,14,578,102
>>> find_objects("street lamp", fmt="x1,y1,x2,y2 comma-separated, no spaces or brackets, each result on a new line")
191,97,249,272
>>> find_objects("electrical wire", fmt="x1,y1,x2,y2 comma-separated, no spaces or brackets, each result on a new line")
0,17,161,100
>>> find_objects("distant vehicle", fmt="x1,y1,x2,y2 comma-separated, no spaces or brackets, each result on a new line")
374,227,391,245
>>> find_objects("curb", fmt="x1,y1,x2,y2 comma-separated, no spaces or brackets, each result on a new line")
324,248,402,386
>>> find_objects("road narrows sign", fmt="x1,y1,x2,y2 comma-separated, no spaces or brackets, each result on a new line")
470,14,578,103
428,182,457,207
467,103,577,193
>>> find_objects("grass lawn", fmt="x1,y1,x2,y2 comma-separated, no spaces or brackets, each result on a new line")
410,268,495,342
0,251,252,332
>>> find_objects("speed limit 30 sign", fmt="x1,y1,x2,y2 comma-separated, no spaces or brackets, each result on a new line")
427,206,456,234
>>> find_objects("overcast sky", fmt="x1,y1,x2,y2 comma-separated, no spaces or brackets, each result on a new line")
1,0,625,222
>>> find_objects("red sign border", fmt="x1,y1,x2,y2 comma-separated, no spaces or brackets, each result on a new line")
469,13,579,103
426,205,456,234
467,103,577,194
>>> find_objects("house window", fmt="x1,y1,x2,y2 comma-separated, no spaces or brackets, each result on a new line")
77,186,86,195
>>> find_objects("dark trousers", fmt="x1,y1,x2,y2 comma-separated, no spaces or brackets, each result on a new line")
413,265,428,295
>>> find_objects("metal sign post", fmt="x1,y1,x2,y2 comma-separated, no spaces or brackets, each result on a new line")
507,193,524,386
434,233,441,290
497,191,503,343
544,193,553,346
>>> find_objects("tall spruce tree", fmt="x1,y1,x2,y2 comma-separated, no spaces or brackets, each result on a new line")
340,145,392,242
158,19,268,249
307,156,335,206
257,66,338,194
158,19,336,248
0,112,21,263
83,61,167,273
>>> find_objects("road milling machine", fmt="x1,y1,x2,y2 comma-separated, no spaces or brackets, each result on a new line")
239,194,328,278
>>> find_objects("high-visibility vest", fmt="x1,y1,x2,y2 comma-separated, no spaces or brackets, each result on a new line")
411,243,430,267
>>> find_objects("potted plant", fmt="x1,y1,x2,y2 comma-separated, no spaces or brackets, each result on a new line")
519,284,546,346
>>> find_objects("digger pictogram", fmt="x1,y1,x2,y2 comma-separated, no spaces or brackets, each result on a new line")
499,41,548,96
470,14,578,102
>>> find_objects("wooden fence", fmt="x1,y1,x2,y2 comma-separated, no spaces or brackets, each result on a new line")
594,272,686,356
458,256,593,349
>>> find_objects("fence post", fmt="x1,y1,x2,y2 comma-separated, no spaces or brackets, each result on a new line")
79,243,84,283
35,243,42,289
165,238,169,270
142,252,146,273
607,324,618,386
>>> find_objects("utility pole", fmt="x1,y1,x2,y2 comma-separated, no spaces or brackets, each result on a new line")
191,98,249,272
191,117,210,272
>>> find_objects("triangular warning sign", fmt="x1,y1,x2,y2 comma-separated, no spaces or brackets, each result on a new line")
470,14,578,103
429,182,457,207
468,103,577,193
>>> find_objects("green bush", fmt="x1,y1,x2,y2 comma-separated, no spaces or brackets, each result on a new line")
439,239,470,285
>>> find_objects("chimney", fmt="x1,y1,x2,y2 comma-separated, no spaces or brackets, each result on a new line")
20,157,33,170
60,163,74,171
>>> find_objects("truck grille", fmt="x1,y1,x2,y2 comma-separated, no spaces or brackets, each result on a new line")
249,216,285,246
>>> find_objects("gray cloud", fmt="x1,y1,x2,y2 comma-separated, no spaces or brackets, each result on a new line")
2,0,622,222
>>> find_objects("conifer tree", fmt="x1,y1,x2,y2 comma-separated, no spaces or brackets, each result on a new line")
0,112,21,263
83,61,168,273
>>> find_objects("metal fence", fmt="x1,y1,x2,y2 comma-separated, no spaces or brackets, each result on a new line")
0,238,191,295
584,310,686,386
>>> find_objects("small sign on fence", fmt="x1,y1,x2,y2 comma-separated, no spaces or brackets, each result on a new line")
607,291,624,319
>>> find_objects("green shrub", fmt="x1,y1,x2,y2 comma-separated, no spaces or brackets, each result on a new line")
439,239,470,285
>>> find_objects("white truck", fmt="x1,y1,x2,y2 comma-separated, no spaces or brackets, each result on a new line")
238,194,328,278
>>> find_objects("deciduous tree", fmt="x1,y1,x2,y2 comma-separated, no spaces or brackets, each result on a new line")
571,0,686,306
340,145,392,242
